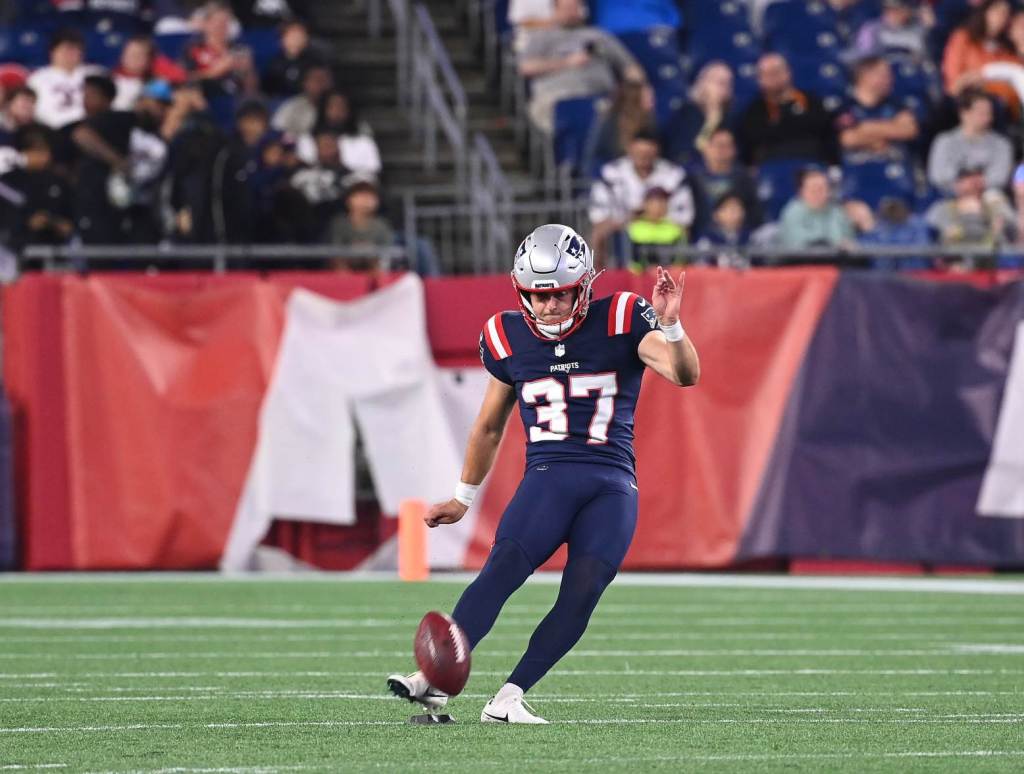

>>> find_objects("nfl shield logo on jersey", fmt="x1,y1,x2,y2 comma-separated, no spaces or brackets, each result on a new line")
554,343,566,357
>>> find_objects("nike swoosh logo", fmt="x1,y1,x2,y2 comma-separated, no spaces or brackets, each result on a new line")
483,711,509,722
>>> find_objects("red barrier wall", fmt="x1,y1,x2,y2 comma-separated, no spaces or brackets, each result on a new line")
4,268,1020,570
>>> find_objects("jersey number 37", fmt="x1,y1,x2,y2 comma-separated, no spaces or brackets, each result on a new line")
521,373,617,445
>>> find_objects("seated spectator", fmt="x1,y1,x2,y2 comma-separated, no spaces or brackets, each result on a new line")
184,2,258,98
942,0,1020,111
26,29,103,129
779,168,855,249
296,91,381,179
0,86,39,140
588,129,694,259
927,89,1012,193
858,196,933,269
154,0,220,34
0,129,73,247
667,61,735,166
232,99,272,160
290,128,348,240
263,20,325,98
687,127,761,239
508,0,557,52
271,64,332,137
230,0,305,28
627,187,686,249
113,36,187,111
249,133,305,243
926,164,1015,246
848,0,934,62
695,192,752,268
517,0,651,134
835,55,919,203
327,178,395,269
737,53,836,166
582,80,655,175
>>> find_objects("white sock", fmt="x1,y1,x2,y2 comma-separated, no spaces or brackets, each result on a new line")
494,682,523,702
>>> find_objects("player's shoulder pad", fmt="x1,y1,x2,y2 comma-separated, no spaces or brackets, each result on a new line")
480,311,516,360
606,292,657,336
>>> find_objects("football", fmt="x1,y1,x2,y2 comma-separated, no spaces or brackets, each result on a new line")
414,610,471,696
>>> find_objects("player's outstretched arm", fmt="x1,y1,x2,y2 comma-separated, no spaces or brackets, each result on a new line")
638,267,700,387
425,376,517,528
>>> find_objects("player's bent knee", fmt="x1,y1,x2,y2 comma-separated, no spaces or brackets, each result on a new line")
481,539,534,583
560,554,617,610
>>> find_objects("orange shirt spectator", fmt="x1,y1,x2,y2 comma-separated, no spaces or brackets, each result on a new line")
942,0,1020,111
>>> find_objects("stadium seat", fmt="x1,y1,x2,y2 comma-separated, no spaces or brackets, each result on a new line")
553,95,601,174
155,32,193,63
688,27,760,74
86,29,127,68
757,157,816,220
891,59,942,105
790,57,849,110
8,24,50,68
242,28,281,75
841,160,916,209
616,28,686,127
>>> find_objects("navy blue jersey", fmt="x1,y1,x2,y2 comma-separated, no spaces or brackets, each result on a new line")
479,292,659,474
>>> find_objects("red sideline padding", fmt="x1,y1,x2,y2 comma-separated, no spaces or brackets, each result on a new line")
4,268,1019,571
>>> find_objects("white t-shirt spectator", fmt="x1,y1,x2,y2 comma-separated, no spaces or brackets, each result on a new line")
589,156,694,228
27,65,104,128
508,0,554,24
296,131,382,178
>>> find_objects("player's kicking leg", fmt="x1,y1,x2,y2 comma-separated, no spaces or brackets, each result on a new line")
386,670,448,710
481,464,638,723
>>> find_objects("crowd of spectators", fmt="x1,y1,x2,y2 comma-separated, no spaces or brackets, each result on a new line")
511,0,1024,267
0,0,398,266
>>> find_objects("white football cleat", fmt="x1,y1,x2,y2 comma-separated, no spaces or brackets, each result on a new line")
480,683,548,724
386,670,448,710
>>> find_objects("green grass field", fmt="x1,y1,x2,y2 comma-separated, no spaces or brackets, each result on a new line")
0,575,1022,773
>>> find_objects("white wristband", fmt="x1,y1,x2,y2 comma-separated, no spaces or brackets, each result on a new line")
454,481,479,507
659,319,685,342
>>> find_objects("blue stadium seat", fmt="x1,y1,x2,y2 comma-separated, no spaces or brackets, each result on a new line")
891,59,942,105
790,58,848,109
757,158,816,221
841,160,916,209
732,61,760,112
242,28,281,75
553,95,601,173
86,29,127,68
685,0,751,34
8,24,50,68
688,27,760,74
763,0,835,46
155,32,192,63
617,28,686,127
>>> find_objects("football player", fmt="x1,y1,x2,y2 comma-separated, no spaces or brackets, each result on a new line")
389,224,699,722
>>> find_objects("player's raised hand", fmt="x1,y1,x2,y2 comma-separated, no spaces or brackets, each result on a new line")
425,499,468,528
652,266,685,325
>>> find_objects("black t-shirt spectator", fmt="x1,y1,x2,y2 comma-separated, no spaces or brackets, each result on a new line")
75,109,136,185
737,90,837,166
0,166,73,246
262,48,326,98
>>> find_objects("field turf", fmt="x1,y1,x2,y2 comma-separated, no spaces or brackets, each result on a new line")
0,575,1022,773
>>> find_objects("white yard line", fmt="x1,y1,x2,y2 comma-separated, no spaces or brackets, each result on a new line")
0,667,1019,680
1,571,1022,595
0,647,999,660
3,716,1024,735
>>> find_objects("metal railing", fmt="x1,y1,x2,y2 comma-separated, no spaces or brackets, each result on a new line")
20,244,412,274
378,0,470,192
469,133,514,272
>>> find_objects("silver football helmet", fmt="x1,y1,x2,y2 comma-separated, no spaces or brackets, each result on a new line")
511,224,601,340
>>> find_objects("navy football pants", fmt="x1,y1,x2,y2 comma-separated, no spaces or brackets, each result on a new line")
451,461,638,692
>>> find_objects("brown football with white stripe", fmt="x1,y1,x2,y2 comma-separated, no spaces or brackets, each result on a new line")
414,610,471,696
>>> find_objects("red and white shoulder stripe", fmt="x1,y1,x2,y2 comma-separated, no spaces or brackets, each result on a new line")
482,313,513,360
607,292,640,336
